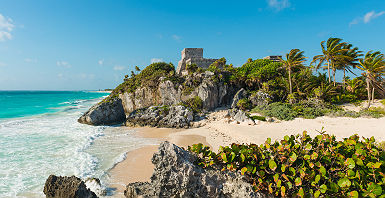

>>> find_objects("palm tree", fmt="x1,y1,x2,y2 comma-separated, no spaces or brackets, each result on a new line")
356,51,385,108
338,44,362,89
278,49,307,102
311,38,349,85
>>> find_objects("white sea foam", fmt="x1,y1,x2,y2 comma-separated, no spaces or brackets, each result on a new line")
0,97,155,197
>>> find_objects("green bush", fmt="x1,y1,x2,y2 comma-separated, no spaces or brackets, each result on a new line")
252,102,297,121
180,96,203,114
188,132,385,197
237,98,252,111
250,115,266,121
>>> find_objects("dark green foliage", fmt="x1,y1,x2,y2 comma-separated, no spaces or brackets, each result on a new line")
250,115,266,121
253,102,298,121
188,132,385,197
236,59,283,88
186,63,198,74
179,96,203,113
237,98,252,111
112,62,175,95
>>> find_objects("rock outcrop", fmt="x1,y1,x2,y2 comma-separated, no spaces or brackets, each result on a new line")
78,97,126,126
124,141,269,198
249,90,272,107
119,71,237,115
231,88,248,109
227,108,256,125
125,105,194,128
43,175,98,198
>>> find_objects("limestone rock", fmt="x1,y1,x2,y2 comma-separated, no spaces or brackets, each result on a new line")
124,141,270,198
43,175,98,198
231,88,248,109
228,109,255,125
125,105,193,128
78,97,125,126
249,91,272,107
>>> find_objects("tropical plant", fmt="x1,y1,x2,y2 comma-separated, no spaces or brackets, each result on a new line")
312,82,338,101
189,132,385,197
338,44,362,89
278,49,307,102
357,51,385,108
312,38,349,85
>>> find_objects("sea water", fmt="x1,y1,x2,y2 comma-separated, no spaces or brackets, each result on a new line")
0,91,155,197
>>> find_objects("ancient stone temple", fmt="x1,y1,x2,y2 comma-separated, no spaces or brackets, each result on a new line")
176,48,218,75
263,55,282,62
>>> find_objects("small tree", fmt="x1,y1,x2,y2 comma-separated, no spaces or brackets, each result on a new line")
278,49,307,103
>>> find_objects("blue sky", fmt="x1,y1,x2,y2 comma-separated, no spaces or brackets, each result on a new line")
0,0,385,90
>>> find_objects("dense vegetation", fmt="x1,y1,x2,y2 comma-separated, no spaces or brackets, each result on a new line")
110,37,385,119
188,132,385,197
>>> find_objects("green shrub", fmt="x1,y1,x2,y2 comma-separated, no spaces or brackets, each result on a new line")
252,102,297,121
250,115,266,121
188,132,385,197
237,98,252,111
180,96,203,114
359,107,385,118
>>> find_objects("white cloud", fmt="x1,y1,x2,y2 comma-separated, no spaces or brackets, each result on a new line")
98,59,104,65
25,58,37,63
57,73,64,78
0,13,14,42
78,73,95,80
113,65,126,71
267,0,290,11
350,11,385,26
0,62,6,67
172,34,182,42
57,61,71,68
151,58,163,64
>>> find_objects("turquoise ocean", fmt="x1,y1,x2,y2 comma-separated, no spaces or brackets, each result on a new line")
0,91,155,197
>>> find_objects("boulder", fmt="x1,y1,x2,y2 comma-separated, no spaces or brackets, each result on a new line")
43,175,98,198
78,97,125,126
231,88,248,109
227,109,255,125
125,105,194,128
248,91,272,107
124,141,269,198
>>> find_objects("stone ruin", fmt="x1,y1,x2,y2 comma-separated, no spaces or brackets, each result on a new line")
176,48,218,75
263,55,282,62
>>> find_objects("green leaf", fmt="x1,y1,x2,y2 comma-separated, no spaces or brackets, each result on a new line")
230,152,235,162
319,165,326,176
356,158,364,166
281,164,287,172
290,153,298,163
320,184,327,193
297,187,304,198
273,173,279,183
338,177,351,188
305,143,312,150
240,153,246,162
373,162,382,169
348,191,359,198
315,174,321,183
269,159,277,171
221,153,227,163
266,138,271,145
241,167,247,175
345,158,356,169
281,186,286,197
295,177,302,186
367,182,382,195
314,190,321,198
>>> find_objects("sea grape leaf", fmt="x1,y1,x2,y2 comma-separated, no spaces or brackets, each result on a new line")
269,159,277,171
338,177,351,188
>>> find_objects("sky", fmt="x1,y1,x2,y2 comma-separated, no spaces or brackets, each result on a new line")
0,0,385,90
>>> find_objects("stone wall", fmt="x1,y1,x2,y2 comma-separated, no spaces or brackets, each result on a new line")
177,48,218,75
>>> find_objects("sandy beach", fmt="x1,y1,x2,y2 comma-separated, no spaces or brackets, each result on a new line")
107,105,385,197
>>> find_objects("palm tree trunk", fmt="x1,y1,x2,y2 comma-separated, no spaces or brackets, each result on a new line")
327,61,331,83
288,68,293,104
372,87,375,102
367,78,371,108
343,67,346,91
333,69,336,86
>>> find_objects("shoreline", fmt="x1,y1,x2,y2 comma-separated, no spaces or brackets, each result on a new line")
107,111,385,197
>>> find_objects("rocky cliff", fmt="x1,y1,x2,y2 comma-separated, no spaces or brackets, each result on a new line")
79,64,238,126
124,141,270,198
